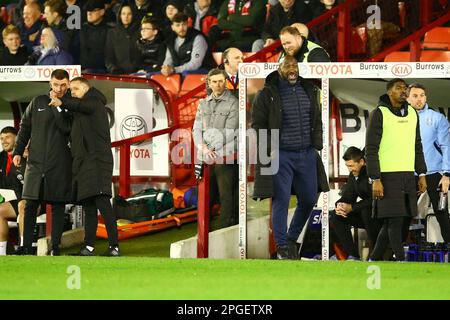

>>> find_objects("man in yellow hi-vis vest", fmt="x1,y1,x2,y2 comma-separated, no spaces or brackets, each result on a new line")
278,26,330,63
365,78,427,261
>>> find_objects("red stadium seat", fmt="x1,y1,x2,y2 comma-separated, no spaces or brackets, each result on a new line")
420,50,450,62
150,74,181,101
384,51,411,62
180,74,207,96
422,27,450,50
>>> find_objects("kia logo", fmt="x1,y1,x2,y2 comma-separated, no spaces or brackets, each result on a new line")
239,64,260,77
391,64,412,77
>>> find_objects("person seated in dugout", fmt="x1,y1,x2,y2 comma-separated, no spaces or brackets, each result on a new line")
329,146,381,261
0,126,26,255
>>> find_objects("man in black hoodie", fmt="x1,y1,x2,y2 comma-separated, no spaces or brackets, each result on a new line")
105,3,140,74
49,77,119,257
365,78,427,261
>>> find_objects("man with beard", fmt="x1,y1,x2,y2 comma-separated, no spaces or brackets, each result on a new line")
251,55,328,260
13,69,72,256
366,78,427,261
49,77,119,256
407,83,450,245
278,26,330,63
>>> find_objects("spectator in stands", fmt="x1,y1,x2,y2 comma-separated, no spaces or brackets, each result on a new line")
0,25,29,65
49,77,120,257
193,68,239,229
212,0,266,51
329,146,381,261
184,0,218,44
366,79,427,262
0,127,26,256
13,69,73,256
12,0,40,26
105,3,140,74
161,12,213,76
136,16,165,73
26,26,73,65
278,26,330,62
251,55,328,260
407,83,450,244
161,0,184,39
17,1,43,53
219,47,243,97
252,0,312,52
80,0,110,73
130,0,163,23
310,0,338,18
43,0,80,63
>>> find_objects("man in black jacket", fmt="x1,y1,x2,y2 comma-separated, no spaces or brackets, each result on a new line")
251,55,329,260
366,78,427,261
329,146,380,260
80,0,111,73
13,69,73,256
49,77,119,257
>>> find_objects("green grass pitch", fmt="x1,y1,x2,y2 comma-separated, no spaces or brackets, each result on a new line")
1,256,450,300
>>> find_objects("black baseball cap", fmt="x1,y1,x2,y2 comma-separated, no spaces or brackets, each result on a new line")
85,0,105,12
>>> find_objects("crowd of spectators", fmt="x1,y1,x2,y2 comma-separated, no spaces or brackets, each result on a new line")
0,0,337,74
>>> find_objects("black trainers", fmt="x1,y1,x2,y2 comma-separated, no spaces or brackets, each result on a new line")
14,246,33,255
103,246,120,257
287,239,299,260
71,246,95,256
276,246,289,260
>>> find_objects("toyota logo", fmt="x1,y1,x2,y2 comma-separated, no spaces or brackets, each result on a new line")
120,115,148,141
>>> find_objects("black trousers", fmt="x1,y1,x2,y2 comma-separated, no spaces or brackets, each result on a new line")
370,217,408,261
426,173,450,242
210,163,239,229
82,195,118,247
23,200,65,250
330,208,381,258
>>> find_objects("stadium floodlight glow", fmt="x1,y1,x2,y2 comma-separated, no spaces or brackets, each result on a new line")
238,61,450,260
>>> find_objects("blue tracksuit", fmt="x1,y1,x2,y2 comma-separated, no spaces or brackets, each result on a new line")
417,104,450,175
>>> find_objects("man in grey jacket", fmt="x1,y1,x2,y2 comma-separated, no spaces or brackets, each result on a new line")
192,68,238,228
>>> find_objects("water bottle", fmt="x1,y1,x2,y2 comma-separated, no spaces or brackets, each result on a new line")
0,194,4,204
438,190,448,212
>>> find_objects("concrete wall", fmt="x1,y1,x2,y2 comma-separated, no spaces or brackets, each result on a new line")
170,214,272,259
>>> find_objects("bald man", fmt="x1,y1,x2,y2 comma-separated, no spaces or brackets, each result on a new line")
221,47,243,97
17,2,43,52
